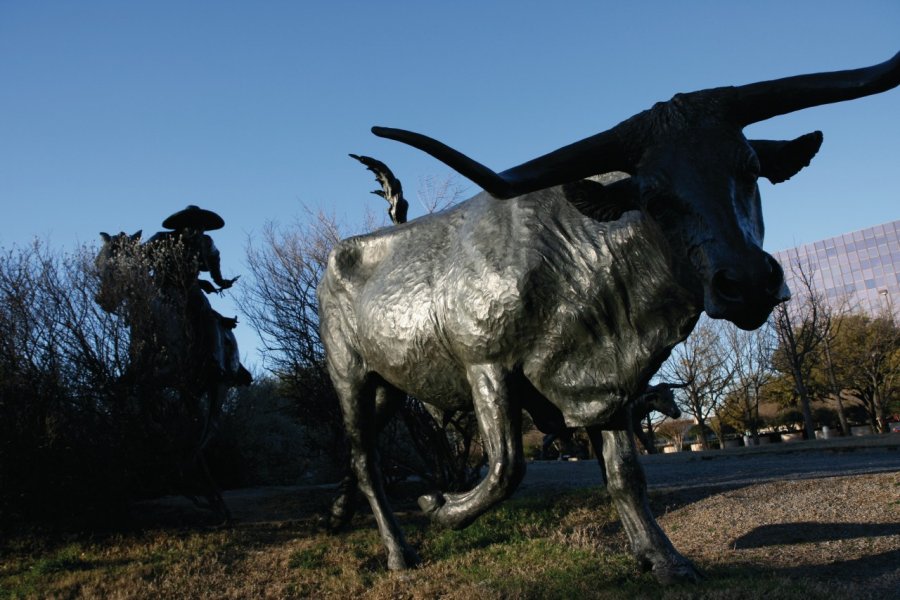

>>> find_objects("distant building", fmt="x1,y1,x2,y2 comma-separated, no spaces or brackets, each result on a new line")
773,219,900,319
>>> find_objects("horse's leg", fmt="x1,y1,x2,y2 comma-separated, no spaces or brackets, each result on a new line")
195,447,231,523
198,382,226,452
183,383,230,522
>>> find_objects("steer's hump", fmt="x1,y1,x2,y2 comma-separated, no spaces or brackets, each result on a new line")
327,234,394,289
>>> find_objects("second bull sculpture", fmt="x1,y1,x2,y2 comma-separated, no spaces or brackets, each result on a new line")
318,53,899,582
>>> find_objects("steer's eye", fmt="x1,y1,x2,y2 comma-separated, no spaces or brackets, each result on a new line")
745,155,761,180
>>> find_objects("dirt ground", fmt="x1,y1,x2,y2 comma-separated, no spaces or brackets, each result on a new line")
656,473,900,598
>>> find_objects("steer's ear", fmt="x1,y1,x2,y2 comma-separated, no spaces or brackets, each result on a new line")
749,131,823,184
562,176,639,222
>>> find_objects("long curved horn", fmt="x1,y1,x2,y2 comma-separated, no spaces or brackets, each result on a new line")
731,51,900,126
372,125,630,199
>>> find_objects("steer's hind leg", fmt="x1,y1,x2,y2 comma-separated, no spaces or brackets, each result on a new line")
328,470,358,532
419,363,525,530
329,383,404,531
334,375,419,570
597,426,701,584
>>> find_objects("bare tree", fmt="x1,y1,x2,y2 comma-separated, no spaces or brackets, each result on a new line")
819,311,853,435
415,173,467,214
770,251,831,439
660,318,733,449
655,419,694,452
236,211,347,467
719,322,775,444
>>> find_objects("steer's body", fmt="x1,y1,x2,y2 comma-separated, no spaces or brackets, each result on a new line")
321,187,696,426
319,52,899,583
320,183,702,579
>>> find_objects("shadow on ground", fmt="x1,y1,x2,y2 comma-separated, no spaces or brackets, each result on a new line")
734,522,900,549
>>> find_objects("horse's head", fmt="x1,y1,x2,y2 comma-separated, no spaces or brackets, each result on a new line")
95,230,143,313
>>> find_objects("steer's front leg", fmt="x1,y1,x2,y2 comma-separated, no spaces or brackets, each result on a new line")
596,426,701,584
418,363,525,530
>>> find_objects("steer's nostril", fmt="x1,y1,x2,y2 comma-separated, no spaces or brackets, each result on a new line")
764,255,785,293
712,270,743,302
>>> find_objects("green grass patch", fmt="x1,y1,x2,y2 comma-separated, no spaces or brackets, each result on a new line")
423,488,612,560
458,538,637,598
32,543,95,575
288,545,328,570
1,543,100,599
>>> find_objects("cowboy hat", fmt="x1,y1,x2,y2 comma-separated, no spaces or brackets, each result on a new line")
162,205,225,231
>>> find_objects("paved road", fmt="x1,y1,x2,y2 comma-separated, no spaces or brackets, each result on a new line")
517,444,900,495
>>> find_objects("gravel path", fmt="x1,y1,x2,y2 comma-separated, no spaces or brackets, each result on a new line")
660,472,900,599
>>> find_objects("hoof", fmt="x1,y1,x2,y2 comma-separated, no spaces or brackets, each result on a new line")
387,546,422,571
418,492,445,515
419,492,477,530
328,495,356,532
652,558,703,585
327,512,351,533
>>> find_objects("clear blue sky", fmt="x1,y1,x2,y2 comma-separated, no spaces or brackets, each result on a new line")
1,1,898,369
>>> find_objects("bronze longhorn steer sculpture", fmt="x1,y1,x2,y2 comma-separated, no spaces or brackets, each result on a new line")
318,53,899,582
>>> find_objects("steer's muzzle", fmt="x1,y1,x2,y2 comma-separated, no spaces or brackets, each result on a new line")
704,252,790,330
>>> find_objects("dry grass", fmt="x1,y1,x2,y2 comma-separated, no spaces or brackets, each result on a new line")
1,473,897,599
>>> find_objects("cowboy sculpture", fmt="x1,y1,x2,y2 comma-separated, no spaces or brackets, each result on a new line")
146,205,250,385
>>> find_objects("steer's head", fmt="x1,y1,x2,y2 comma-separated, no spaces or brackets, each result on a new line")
373,53,899,330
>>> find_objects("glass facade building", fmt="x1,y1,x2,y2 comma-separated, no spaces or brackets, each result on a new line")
772,219,900,319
